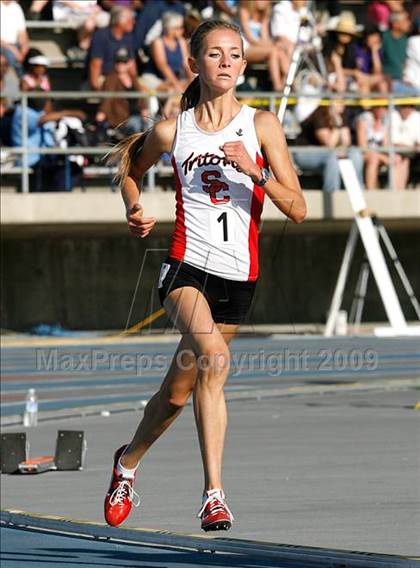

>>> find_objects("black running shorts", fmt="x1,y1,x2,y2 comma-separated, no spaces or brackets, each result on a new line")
157,257,257,325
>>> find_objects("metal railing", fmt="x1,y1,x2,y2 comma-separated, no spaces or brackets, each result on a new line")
2,90,419,193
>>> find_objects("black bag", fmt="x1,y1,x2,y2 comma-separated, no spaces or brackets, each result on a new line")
30,156,82,192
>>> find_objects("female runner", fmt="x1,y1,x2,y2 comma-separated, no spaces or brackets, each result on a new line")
104,19,306,532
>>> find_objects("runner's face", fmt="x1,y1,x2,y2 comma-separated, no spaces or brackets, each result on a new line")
195,29,246,93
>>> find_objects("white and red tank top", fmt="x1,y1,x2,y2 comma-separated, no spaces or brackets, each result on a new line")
169,104,266,281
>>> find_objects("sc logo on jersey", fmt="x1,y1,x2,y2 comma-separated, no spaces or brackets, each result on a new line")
201,170,230,204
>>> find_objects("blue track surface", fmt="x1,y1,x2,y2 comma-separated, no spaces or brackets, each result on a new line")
1,336,419,418
2,512,417,568
2,527,290,568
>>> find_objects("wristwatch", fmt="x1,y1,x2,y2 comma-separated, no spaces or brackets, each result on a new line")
253,167,271,187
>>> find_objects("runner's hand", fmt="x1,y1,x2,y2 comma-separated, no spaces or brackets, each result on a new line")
126,203,156,238
220,141,260,179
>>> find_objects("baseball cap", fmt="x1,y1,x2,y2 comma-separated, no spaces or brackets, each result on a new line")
114,47,129,63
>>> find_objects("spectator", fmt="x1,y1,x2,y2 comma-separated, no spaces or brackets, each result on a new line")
28,1,110,59
141,11,193,93
55,1,110,58
324,12,379,95
402,24,420,93
134,0,185,51
391,105,420,147
293,102,364,192
0,0,29,77
354,26,388,93
381,11,415,93
88,6,136,90
367,1,404,32
21,49,51,94
28,0,53,21
238,0,287,91
184,7,203,38
356,105,406,190
0,51,19,106
390,105,420,189
0,96,14,147
11,96,86,191
324,45,347,93
100,0,142,9
96,47,148,136
213,0,239,22
270,0,308,76
0,56,16,150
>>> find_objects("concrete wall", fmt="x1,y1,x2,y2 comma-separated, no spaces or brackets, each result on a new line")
2,222,419,331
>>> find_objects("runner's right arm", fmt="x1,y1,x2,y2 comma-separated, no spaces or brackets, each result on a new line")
122,118,176,238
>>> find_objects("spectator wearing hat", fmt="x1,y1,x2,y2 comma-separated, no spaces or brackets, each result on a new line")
21,49,52,95
381,11,415,93
88,5,136,90
0,0,29,77
96,47,148,136
324,11,379,94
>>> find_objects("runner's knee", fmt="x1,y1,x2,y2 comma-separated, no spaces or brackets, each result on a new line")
196,341,230,384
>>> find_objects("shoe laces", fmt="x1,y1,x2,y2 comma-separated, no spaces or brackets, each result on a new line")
110,478,140,507
197,489,234,521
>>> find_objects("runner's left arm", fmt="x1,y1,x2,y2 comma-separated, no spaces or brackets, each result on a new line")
221,111,306,223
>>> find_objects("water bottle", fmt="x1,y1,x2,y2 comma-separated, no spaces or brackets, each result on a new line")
23,388,38,427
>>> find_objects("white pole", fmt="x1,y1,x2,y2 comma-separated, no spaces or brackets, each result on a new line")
339,159,408,333
324,222,359,337
277,46,302,124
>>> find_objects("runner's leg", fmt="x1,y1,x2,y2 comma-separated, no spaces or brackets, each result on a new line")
121,287,238,471
163,286,239,492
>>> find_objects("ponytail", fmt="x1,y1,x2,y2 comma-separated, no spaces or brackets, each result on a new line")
105,129,151,188
181,75,201,111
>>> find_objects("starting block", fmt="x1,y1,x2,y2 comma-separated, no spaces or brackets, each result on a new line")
1,430,86,474
0,433,28,474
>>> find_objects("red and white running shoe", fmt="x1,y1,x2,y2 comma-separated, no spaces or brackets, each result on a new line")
104,445,140,527
197,489,234,531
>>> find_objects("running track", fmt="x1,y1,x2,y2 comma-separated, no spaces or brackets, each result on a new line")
1,335,419,421
1,334,419,567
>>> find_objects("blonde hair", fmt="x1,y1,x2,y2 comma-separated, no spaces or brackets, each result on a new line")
106,130,151,188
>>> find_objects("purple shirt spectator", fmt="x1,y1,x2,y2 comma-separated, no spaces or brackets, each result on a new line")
355,44,383,74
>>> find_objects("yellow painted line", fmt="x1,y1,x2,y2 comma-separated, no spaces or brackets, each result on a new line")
414,401,420,410
240,97,420,107
120,308,166,336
